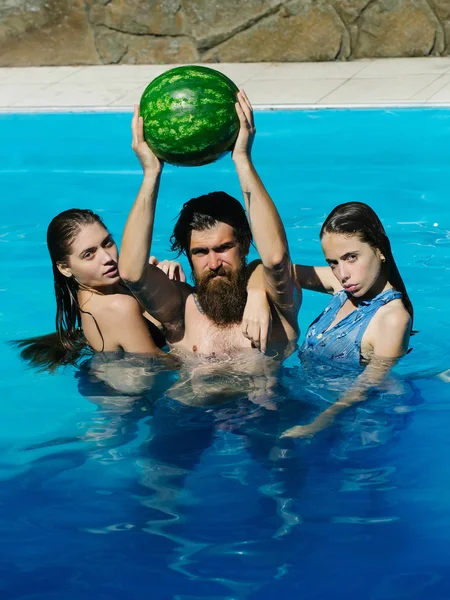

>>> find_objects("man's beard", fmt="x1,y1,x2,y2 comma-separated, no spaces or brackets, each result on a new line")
194,264,248,327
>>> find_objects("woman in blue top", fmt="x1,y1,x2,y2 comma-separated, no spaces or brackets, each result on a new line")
295,201,412,364
243,201,413,437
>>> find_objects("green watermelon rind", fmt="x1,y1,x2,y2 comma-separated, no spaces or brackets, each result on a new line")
139,65,240,167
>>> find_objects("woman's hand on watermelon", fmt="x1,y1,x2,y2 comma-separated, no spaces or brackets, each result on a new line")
232,90,256,162
131,104,163,175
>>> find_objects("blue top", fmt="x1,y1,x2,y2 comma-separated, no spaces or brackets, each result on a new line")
300,288,403,368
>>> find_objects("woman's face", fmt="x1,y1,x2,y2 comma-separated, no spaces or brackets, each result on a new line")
59,222,119,288
321,232,385,298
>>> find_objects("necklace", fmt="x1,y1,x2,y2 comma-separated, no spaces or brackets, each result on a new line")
192,293,205,315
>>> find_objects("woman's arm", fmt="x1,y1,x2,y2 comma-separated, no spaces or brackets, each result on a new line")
282,308,411,438
294,264,337,294
281,355,398,438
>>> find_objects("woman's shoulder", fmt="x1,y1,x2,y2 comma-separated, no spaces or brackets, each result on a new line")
104,293,141,313
378,296,410,319
364,297,411,357
81,291,141,321
80,292,146,352
370,297,411,335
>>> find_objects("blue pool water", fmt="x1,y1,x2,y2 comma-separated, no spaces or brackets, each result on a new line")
1,109,450,599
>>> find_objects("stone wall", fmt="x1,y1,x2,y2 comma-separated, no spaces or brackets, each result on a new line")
0,0,449,66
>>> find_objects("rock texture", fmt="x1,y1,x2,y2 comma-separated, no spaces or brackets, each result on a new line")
203,1,351,62
0,0,98,65
354,0,444,58
0,0,449,65
430,0,450,55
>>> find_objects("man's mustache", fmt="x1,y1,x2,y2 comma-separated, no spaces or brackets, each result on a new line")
202,266,230,282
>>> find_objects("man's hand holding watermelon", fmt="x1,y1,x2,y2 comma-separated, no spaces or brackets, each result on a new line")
131,104,163,176
232,90,256,163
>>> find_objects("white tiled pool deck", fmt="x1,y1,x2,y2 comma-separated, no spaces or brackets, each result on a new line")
3,57,450,110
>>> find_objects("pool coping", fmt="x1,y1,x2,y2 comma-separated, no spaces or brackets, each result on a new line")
3,58,450,109
2,102,450,113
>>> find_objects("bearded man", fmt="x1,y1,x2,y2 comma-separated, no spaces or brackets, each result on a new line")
119,91,300,363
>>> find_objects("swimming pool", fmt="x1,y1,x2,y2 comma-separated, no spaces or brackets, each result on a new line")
1,109,450,599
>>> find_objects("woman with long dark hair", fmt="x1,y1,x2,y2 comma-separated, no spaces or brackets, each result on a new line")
14,208,185,371
243,202,413,437
295,201,413,354
289,201,413,436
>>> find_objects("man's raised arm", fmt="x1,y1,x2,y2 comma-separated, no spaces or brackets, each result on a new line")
119,106,186,325
232,91,298,322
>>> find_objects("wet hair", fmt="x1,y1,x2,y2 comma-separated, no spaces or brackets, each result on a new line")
170,192,252,258
321,202,414,330
13,209,105,371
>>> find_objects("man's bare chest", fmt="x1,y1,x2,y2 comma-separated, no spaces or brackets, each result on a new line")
181,316,251,355
171,295,251,356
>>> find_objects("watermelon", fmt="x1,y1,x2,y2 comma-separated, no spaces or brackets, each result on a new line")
139,65,240,167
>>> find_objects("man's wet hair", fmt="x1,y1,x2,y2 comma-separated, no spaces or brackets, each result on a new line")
170,191,252,257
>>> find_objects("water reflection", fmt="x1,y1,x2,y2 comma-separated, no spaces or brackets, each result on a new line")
3,352,435,598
